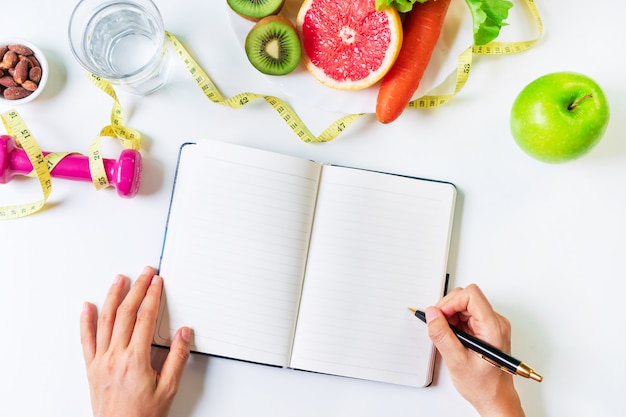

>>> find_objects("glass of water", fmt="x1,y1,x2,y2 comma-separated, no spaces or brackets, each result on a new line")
68,0,169,95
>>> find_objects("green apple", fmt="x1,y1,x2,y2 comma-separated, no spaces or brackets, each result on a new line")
510,72,610,163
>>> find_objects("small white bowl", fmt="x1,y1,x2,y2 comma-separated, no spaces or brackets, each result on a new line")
0,39,49,105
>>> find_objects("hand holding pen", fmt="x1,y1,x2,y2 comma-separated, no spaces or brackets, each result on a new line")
420,284,532,417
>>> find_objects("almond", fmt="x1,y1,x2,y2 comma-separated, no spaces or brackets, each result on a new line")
3,86,32,100
29,66,42,84
8,44,33,56
13,59,30,84
27,55,41,68
1,51,18,70
22,80,38,92
0,75,19,88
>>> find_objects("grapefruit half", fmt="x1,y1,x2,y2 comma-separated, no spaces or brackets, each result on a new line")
296,0,402,90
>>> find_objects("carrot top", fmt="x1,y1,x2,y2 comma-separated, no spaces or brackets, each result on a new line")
377,0,513,45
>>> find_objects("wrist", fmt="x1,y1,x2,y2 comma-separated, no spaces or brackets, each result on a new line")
471,383,525,417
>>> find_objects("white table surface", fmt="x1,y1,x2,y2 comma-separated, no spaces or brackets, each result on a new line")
1,0,625,416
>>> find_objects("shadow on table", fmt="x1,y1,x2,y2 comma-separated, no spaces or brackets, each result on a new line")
137,154,165,196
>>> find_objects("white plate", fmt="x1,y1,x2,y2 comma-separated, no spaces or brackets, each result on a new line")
228,0,473,114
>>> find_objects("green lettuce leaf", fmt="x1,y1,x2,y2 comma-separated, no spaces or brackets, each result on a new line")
376,0,429,14
376,0,513,45
466,0,513,45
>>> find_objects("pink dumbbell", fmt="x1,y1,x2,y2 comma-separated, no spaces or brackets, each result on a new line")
0,135,141,198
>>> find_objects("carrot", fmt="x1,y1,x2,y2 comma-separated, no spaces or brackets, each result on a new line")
376,0,452,124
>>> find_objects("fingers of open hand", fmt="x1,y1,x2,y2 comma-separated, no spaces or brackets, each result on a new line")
80,302,98,365
110,266,160,350
158,327,191,399
128,274,164,352
94,273,129,352
89,266,162,356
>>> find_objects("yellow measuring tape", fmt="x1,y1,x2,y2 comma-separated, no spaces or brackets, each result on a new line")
0,0,542,219
0,78,141,219
0,110,52,219
87,73,142,190
166,32,364,143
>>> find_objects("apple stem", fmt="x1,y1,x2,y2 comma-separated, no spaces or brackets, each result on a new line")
568,94,593,110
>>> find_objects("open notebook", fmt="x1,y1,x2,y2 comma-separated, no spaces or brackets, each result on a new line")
155,140,457,388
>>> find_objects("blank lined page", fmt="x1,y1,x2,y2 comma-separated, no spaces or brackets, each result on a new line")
289,165,456,387
156,140,322,367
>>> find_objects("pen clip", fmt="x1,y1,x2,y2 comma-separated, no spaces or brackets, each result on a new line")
479,354,516,376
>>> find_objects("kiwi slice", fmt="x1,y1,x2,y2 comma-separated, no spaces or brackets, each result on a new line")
245,16,301,76
227,0,285,21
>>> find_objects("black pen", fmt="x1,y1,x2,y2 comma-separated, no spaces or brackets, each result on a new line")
409,308,543,382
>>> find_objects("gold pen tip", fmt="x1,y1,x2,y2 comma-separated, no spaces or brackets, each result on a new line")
517,362,543,383
407,307,416,314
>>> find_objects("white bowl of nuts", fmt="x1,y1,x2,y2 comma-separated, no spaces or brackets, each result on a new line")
0,39,48,105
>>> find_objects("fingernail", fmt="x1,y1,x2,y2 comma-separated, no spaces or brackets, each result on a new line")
143,266,154,275
425,306,439,323
180,327,191,343
113,274,123,285
151,275,161,285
